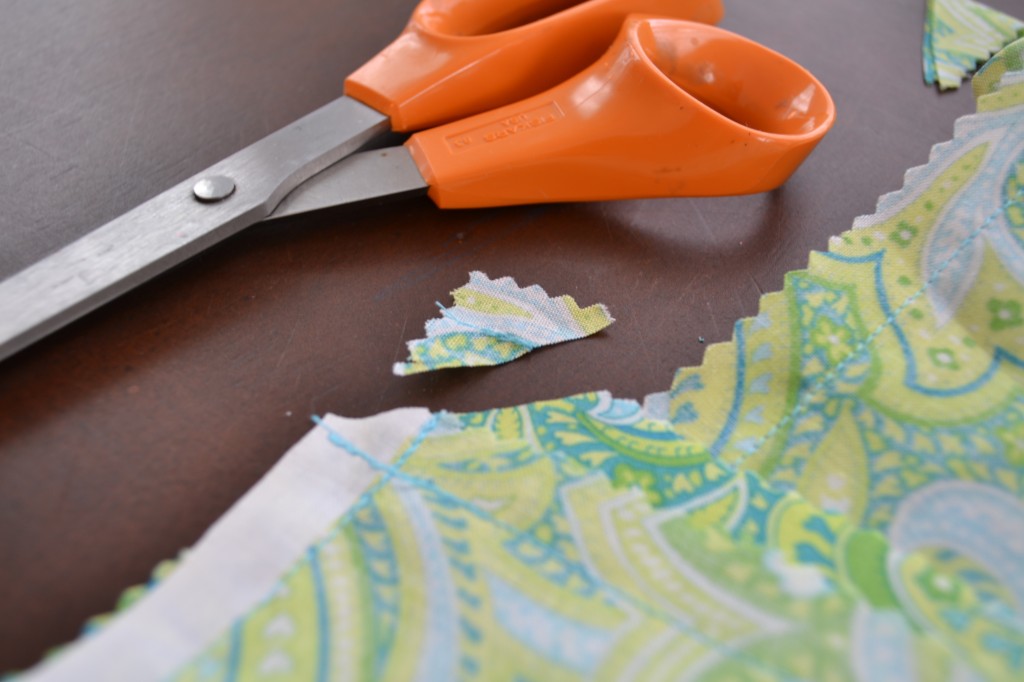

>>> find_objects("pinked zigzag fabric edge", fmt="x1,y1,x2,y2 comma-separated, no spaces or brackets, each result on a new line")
924,0,1024,90
393,271,614,376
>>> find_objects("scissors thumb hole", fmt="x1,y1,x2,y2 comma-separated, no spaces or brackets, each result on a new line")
406,16,836,208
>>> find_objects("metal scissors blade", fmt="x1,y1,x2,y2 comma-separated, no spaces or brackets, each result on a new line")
268,149,429,220
0,97,387,362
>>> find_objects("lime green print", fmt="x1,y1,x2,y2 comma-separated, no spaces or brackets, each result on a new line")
393,271,614,375
924,0,1024,90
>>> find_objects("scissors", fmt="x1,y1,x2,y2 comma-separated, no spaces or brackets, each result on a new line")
0,0,834,362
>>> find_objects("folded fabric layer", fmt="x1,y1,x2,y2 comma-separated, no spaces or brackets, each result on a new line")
973,35,1024,98
21,410,433,682
393,272,614,376
924,0,1023,89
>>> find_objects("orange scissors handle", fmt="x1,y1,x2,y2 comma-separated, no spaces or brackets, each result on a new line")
406,16,836,207
345,0,723,131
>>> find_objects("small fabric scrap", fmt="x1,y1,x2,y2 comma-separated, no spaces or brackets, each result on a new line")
924,0,1024,90
393,271,613,375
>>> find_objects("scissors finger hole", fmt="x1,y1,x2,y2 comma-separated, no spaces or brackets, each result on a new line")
639,19,833,137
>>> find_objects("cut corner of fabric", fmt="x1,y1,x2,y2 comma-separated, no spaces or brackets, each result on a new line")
392,271,614,376
923,0,1024,90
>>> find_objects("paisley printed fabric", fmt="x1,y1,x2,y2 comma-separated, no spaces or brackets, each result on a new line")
974,36,1024,98
924,0,1023,90
170,389,1023,681
393,272,614,376
22,36,1024,682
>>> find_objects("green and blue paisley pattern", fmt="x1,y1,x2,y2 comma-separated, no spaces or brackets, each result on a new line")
174,390,1022,681
393,271,613,375
924,0,1023,90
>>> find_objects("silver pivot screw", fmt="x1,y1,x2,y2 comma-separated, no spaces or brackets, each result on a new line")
193,175,236,202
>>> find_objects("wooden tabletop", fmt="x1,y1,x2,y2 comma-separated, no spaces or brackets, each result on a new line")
0,0,1008,672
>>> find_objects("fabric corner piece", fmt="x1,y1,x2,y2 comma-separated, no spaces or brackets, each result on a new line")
393,272,614,376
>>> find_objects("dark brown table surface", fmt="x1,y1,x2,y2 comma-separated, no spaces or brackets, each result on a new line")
0,0,1014,672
